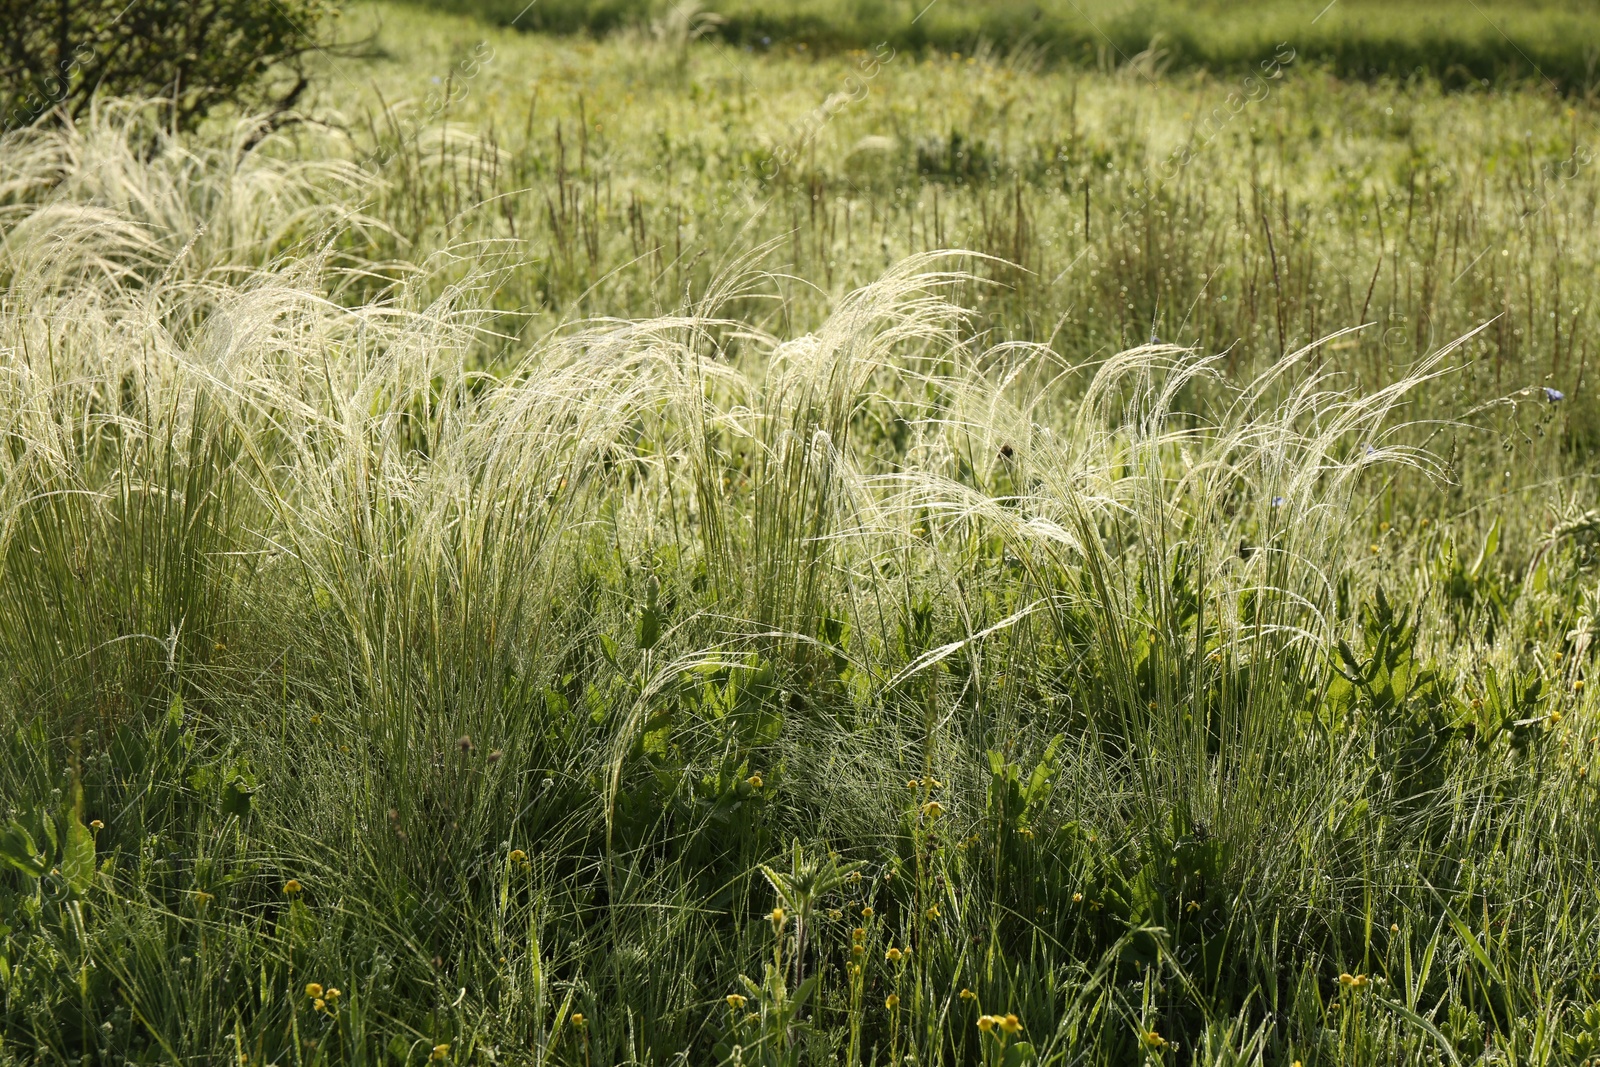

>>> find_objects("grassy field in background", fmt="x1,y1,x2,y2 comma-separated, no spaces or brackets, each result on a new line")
2,1,1600,1064
404,0,1600,93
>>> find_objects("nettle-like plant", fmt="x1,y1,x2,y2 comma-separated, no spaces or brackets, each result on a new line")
0,0,342,132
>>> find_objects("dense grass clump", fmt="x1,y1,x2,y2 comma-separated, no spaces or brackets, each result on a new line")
2,7,1600,1065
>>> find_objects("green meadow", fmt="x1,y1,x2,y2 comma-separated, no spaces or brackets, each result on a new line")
2,2,1600,1064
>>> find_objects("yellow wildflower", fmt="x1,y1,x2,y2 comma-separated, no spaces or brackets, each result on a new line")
283,879,302,895
508,849,528,864
922,800,944,818
726,994,746,1010
571,1012,586,1027
430,1046,450,1062
885,994,900,1009
926,905,940,921
885,947,903,962
959,988,976,1001
861,906,874,918
747,773,764,788
305,983,323,998
1000,1014,1021,1034
977,1015,996,1032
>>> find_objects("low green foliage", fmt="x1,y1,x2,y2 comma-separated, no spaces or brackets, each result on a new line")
409,0,1600,93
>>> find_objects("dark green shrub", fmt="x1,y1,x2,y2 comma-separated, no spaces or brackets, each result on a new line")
0,0,340,132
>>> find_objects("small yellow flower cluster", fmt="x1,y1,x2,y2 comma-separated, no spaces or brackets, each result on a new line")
305,983,342,1014
1338,973,1370,989
769,907,786,932
925,905,940,921
861,906,874,918
508,848,528,865
885,946,903,962
921,800,944,818
747,772,763,788
885,993,900,1009
852,927,866,956
283,880,302,895
977,1014,1021,1034
1142,1029,1167,1049
726,993,746,1010
430,1045,450,1062
959,988,976,1001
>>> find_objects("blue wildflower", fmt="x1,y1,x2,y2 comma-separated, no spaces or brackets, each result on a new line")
1544,386,1565,402
1271,496,1286,507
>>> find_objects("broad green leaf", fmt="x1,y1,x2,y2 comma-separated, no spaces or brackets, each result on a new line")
60,814,95,895
0,821,45,877
1002,1041,1037,1067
